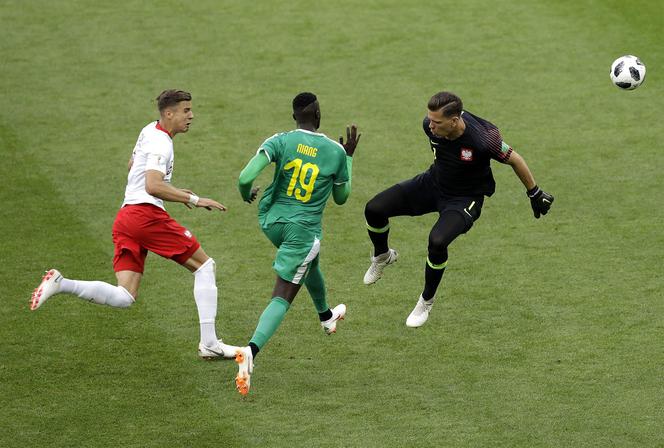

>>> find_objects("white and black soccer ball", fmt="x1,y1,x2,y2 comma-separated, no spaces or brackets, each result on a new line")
610,55,646,90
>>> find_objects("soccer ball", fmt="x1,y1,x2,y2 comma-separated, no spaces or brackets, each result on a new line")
610,55,646,90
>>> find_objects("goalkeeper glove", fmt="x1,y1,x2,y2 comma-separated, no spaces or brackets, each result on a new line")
527,185,554,219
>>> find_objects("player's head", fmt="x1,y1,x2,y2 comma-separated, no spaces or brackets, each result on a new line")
427,91,464,139
292,92,320,130
156,89,193,135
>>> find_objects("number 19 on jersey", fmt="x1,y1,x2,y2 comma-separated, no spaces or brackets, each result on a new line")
284,158,319,203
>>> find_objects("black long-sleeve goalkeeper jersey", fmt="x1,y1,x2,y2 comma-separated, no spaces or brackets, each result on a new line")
423,110,512,197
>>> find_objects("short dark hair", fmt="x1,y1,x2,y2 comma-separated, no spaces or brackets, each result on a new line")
156,90,192,111
427,91,463,117
292,92,318,113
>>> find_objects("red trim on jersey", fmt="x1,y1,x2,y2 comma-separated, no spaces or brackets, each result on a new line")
155,122,173,137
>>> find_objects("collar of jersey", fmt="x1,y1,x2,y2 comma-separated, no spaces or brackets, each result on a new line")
155,121,173,138
295,128,325,137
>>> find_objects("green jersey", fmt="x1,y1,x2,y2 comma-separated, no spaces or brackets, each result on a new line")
257,129,349,231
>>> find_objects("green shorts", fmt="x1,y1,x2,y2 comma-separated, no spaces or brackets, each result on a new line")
262,221,320,285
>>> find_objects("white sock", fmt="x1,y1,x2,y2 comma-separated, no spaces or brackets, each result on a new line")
60,278,134,308
193,258,219,347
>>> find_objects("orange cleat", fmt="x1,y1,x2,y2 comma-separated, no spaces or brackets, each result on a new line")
31,269,63,311
235,347,253,396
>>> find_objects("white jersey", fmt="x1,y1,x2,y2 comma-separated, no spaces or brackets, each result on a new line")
122,121,174,210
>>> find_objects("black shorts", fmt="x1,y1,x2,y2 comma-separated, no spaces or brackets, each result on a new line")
398,172,484,230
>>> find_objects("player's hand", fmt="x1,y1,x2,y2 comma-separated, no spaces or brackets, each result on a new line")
197,197,227,212
339,124,361,157
527,186,554,219
245,186,261,204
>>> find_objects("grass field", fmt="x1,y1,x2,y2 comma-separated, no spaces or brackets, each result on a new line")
1,0,662,446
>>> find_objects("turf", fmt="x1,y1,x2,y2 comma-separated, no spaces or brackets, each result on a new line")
1,0,662,446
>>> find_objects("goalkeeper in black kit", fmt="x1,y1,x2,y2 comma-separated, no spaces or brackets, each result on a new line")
363,91,553,327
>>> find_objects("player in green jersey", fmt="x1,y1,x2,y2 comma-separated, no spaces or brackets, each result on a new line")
234,92,360,396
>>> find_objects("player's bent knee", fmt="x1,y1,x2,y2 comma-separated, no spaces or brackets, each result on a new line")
364,199,379,218
365,199,388,226
428,233,451,251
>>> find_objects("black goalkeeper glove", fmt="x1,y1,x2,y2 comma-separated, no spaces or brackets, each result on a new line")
527,185,554,219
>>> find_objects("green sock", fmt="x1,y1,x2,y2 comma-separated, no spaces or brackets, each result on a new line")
305,263,329,314
249,297,290,350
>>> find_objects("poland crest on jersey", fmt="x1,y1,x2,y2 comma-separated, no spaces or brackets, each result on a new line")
460,147,473,161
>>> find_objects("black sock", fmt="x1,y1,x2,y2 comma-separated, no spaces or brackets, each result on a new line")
368,230,389,257
422,257,446,300
249,342,260,358
318,309,333,322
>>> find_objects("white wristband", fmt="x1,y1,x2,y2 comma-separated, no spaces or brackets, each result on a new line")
188,194,200,206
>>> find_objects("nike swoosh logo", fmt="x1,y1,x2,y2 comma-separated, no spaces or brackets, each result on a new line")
202,347,224,357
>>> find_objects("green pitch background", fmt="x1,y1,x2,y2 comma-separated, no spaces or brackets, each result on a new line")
1,1,662,446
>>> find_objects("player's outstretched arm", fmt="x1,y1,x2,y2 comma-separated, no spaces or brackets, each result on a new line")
238,152,269,203
145,170,227,211
333,125,360,205
506,150,554,219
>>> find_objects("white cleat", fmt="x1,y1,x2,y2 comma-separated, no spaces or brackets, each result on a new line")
321,304,346,335
30,269,63,311
363,249,398,285
406,295,434,328
198,339,240,360
235,346,254,396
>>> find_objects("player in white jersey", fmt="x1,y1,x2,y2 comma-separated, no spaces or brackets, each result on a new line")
30,90,238,359
123,120,177,210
